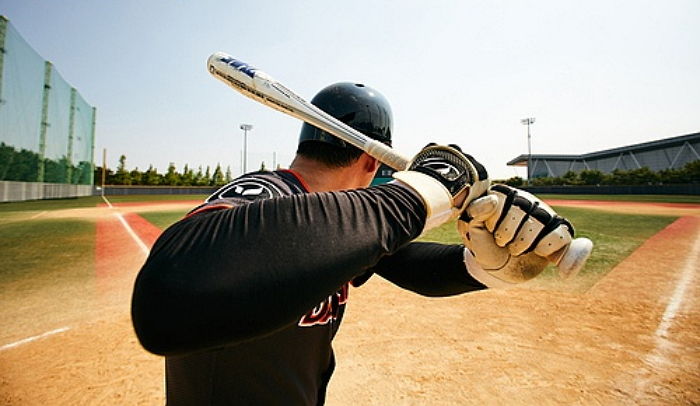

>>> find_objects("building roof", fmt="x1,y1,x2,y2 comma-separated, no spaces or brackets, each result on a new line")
507,132,700,166
507,154,577,166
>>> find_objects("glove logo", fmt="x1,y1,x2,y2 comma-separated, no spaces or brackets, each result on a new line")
422,158,461,181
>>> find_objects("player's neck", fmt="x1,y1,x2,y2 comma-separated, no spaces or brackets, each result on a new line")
289,155,371,192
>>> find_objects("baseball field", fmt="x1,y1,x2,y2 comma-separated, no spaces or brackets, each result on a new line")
0,194,699,405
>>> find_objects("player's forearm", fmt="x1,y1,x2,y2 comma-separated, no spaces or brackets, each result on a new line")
372,242,487,296
131,184,426,356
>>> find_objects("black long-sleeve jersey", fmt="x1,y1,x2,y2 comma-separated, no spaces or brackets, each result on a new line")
131,169,486,405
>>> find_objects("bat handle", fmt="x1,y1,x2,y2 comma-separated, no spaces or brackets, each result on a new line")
365,139,410,171
547,237,594,279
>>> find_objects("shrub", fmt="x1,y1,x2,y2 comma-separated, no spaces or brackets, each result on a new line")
579,169,605,185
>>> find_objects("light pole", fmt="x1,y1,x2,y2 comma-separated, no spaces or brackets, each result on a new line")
520,117,535,184
240,124,253,173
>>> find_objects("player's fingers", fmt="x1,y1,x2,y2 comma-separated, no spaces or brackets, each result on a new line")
464,194,499,222
533,223,573,258
507,216,545,255
483,186,510,232
460,222,510,270
488,185,574,257
489,185,545,248
502,196,555,255
493,203,528,247
470,227,510,270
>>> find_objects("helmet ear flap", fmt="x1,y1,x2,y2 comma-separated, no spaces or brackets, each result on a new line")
299,82,393,148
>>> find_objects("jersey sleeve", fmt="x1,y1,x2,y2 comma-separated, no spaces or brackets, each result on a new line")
364,242,487,296
131,183,427,356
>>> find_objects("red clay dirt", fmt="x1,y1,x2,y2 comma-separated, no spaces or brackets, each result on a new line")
0,200,698,405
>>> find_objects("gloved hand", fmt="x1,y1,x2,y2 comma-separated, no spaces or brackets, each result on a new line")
457,184,575,286
393,144,490,232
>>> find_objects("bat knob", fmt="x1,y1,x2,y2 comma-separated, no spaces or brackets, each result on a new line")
555,237,594,279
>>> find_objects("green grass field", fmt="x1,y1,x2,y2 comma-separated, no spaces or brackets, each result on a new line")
418,206,677,291
105,194,205,203
0,219,95,286
0,194,206,214
0,194,684,294
537,194,699,203
139,210,192,229
0,196,104,213
552,206,676,275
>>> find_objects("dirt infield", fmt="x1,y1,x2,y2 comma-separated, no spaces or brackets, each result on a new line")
1,200,698,405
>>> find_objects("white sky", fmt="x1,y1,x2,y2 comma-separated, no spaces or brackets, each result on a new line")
2,0,699,179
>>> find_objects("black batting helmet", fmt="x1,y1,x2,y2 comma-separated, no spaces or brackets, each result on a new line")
298,82,393,148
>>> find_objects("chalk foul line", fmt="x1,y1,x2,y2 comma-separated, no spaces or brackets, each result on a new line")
635,217,700,396
30,211,47,219
654,223,700,340
114,212,150,255
0,327,71,351
101,194,113,208
101,195,150,255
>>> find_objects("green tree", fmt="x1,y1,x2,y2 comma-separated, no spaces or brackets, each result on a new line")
0,142,14,180
43,156,68,183
606,169,628,185
502,176,524,187
181,164,195,186
204,166,212,186
211,164,225,186
143,165,161,185
93,165,114,186
225,165,233,183
628,167,659,185
561,170,581,185
130,167,144,185
113,155,132,185
5,147,40,182
193,166,206,186
579,169,605,185
531,176,562,186
164,162,180,186
682,160,700,182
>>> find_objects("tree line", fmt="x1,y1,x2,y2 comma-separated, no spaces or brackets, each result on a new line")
499,160,700,187
1,142,93,185
94,155,246,186
97,155,698,187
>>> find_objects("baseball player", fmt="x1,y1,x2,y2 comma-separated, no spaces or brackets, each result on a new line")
131,82,576,405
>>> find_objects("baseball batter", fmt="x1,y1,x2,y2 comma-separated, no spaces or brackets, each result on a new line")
131,83,577,405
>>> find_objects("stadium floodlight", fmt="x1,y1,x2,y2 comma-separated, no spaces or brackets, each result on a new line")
240,124,253,173
520,118,535,184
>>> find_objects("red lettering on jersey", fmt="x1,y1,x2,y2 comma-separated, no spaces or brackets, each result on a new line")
298,284,349,327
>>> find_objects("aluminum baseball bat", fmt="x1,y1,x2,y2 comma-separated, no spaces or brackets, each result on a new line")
207,52,411,171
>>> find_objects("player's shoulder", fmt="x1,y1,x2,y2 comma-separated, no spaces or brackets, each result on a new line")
208,170,306,202
188,170,307,216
